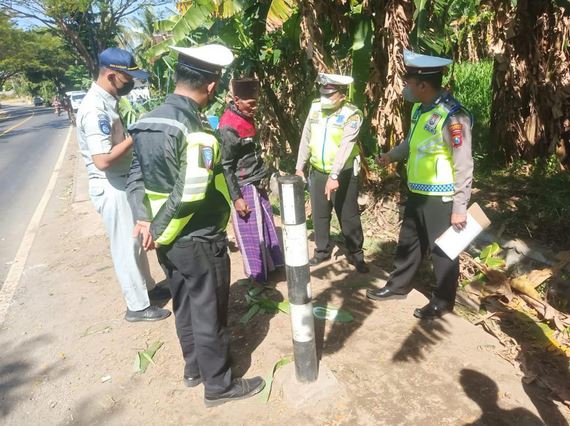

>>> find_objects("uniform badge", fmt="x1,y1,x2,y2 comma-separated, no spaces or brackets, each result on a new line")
200,146,214,170
449,123,463,148
428,113,442,127
335,114,345,124
423,113,441,135
98,114,111,135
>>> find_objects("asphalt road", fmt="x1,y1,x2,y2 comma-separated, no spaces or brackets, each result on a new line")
0,103,71,286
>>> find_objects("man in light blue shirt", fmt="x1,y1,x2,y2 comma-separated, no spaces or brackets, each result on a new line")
76,48,170,322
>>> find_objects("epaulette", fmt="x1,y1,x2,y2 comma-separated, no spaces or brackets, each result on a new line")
441,93,474,128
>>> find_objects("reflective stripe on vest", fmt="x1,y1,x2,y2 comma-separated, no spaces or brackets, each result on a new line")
406,103,455,196
135,118,230,245
308,101,361,173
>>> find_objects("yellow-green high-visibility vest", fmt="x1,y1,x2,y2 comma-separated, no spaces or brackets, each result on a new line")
137,118,230,245
406,102,455,196
308,100,362,173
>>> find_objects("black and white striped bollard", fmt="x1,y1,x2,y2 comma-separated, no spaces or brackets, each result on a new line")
278,175,318,383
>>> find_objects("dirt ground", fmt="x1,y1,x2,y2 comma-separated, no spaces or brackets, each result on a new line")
0,140,568,425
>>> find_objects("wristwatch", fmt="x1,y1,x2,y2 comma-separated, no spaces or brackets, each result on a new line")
329,173,339,180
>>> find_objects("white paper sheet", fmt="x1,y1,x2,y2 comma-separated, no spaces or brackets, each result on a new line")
435,213,484,260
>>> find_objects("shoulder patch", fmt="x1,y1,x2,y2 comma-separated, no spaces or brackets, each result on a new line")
449,123,463,148
98,114,111,135
347,114,361,129
200,145,214,170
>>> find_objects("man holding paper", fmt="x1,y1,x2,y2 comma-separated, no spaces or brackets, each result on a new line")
366,49,474,320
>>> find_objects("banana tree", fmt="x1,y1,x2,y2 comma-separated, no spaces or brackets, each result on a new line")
487,0,570,167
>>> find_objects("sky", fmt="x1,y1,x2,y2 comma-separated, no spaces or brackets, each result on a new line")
11,1,177,30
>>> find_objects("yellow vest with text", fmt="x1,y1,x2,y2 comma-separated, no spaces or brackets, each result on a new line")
406,102,456,196
308,101,362,173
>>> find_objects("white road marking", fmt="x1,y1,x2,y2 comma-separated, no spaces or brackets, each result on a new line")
0,125,73,326
0,111,35,137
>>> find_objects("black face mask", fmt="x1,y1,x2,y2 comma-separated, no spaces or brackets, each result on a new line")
117,80,135,97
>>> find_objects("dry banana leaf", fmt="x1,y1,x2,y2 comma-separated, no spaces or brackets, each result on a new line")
510,276,541,300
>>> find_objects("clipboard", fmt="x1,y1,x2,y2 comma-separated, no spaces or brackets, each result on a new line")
435,203,491,260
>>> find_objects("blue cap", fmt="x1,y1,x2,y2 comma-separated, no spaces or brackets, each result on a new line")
99,47,149,80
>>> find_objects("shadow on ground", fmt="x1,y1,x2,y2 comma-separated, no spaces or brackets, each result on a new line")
0,334,71,418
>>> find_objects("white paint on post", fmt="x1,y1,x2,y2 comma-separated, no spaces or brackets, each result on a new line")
278,175,318,383
290,303,315,343
281,183,296,224
283,223,309,267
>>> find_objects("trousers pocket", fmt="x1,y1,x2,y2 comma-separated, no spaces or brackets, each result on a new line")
212,239,228,257
88,182,106,213
88,181,105,197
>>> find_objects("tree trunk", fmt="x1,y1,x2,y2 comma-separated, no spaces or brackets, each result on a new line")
57,18,98,78
368,0,414,152
488,0,570,166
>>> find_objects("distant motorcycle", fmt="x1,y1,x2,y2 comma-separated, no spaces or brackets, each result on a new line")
62,100,76,126
53,100,62,116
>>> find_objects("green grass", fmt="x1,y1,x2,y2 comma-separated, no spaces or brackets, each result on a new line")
472,168,570,249
445,60,493,166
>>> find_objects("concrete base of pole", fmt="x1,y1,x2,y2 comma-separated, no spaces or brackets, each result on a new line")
277,362,344,409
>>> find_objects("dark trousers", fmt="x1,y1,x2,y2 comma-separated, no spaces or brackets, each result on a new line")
157,237,232,395
386,193,460,308
309,168,364,262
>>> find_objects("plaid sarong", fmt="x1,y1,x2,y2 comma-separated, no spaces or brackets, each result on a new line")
231,184,283,283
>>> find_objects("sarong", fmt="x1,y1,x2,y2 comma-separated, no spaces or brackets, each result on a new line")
231,184,284,283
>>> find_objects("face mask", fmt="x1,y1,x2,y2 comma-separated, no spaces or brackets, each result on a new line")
117,80,135,97
320,96,340,110
403,86,420,103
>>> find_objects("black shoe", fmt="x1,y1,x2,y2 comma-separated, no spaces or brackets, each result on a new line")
309,255,331,266
184,375,203,388
125,305,171,322
204,377,266,408
366,287,407,301
148,284,171,301
413,302,451,320
348,258,369,273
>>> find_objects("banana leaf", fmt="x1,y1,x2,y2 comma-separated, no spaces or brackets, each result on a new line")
134,341,164,373
259,356,293,403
